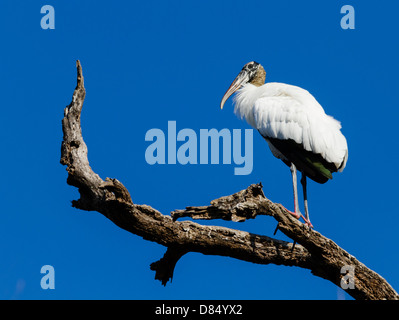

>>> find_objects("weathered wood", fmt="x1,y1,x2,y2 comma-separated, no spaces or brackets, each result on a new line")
60,60,399,300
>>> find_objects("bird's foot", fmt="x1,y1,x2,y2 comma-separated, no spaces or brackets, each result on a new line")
281,205,314,228
274,207,300,235
285,208,301,220
300,215,313,229
304,220,313,229
280,204,301,219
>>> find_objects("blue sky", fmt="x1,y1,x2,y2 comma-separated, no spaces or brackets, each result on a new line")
0,0,398,300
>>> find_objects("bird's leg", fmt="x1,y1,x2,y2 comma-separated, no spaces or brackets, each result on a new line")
276,163,308,235
300,174,313,228
287,163,301,219
274,163,300,235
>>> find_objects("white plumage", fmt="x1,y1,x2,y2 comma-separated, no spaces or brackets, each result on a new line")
220,61,349,227
234,82,348,171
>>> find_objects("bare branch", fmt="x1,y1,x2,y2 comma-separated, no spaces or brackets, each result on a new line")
150,247,188,286
60,60,399,300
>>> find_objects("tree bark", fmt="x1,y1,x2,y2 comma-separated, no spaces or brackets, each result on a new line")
60,60,399,300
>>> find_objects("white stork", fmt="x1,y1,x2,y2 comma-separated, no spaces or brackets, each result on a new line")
220,61,348,227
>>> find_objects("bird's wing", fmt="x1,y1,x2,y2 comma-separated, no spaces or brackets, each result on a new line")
253,85,348,171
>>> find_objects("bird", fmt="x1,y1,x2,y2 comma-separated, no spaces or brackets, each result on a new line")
220,61,348,228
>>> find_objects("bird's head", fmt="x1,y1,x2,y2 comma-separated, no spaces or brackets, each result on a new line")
220,61,266,109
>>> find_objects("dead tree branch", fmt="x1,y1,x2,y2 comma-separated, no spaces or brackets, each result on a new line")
60,60,398,300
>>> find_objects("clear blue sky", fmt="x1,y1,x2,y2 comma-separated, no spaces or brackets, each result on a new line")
0,0,398,300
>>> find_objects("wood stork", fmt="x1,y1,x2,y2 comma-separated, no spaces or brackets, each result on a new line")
220,61,348,227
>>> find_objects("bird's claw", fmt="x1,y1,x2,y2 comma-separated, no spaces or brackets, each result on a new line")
301,216,313,229
306,221,313,229
283,207,301,220
281,205,314,228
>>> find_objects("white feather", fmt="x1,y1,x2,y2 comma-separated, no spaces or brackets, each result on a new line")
233,82,348,171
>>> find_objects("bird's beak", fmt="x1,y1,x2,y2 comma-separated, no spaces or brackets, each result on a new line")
220,69,250,109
